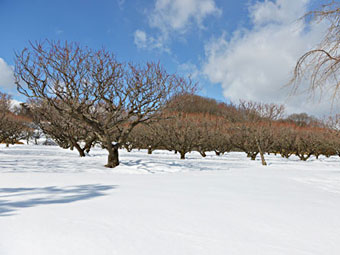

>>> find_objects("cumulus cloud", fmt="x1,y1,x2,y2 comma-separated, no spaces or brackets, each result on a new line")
203,0,335,116
149,0,221,33
0,58,16,92
250,0,309,26
134,0,220,50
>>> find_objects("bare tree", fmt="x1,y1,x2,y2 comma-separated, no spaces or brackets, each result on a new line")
148,112,203,159
272,122,297,159
194,114,231,157
0,92,30,146
14,41,191,167
29,99,97,156
125,123,164,153
293,127,317,161
290,1,340,99
0,92,12,142
323,114,340,157
235,101,285,165
286,113,321,127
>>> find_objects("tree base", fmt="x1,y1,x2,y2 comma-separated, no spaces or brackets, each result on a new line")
105,162,119,168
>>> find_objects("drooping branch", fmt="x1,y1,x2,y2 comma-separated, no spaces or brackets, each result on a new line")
290,1,340,100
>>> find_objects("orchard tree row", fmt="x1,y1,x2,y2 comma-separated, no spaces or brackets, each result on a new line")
125,94,340,165
2,40,340,167
2,88,340,166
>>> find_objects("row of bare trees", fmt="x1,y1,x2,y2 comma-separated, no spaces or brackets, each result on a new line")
123,94,340,165
7,3,340,170
3,88,340,166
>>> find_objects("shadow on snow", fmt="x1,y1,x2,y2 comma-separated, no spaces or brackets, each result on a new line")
0,184,116,216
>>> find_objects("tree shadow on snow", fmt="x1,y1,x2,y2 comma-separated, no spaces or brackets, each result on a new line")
122,158,208,173
0,184,116,216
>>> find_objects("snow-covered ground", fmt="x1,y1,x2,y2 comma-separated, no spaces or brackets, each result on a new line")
1,144,340,255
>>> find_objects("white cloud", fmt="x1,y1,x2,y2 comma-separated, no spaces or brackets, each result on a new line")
202,0,335,116
134,30,148,49
0,58,15,92
134,0,221,50
149,0,221,33
133,29,169,52
250,0,309,26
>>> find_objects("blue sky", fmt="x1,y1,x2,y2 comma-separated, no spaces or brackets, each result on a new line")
0,0,333,115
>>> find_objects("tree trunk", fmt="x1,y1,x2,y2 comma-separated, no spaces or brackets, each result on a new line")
74,143,86,157
249,151,258,160
215,151,221,156
284,153,291,159
259,151,267,165
147,146,153,154
105,143,120,168
256,139,267,166
84,139,94,154
199,151,207,157
297,153,309,161
300,155,307,161
124,144,132,152
180,151,186,159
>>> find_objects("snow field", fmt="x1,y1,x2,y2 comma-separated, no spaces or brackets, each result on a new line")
0,144,340,255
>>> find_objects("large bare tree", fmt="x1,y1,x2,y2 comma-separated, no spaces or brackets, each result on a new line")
14,41,191,167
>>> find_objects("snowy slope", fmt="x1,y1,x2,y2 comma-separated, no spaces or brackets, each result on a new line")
0,145,340,255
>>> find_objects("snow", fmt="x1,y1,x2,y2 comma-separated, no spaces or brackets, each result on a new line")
1,144,340,255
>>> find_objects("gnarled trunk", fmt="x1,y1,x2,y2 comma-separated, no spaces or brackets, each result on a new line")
74,143,86,157
106,143,120,168
180,151,186,159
